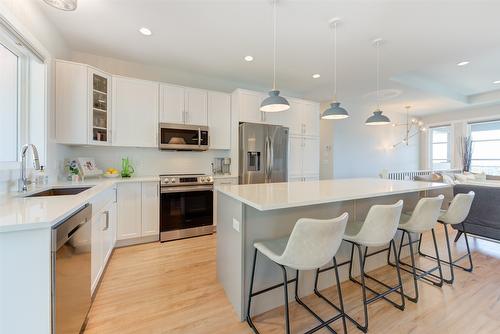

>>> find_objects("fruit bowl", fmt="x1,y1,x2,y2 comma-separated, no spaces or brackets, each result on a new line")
103,173,120,178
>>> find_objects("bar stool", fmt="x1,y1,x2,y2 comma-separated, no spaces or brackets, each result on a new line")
418,191,475,284
246,213,349,334
316,200,405,333
388,195,444,303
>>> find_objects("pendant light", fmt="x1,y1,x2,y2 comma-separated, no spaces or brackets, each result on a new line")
365,39,391,125
42,0,77,11
322,18,349,120
260,0,290,112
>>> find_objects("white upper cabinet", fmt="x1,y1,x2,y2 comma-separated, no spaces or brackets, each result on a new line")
112,76,159,148
185,88,208,125
160,84,208,125
159,84,184,124
234,89,267,123
301,101,320,137
89,68,112,145
55,60,90,145
284,99,320,137
208,91,231,149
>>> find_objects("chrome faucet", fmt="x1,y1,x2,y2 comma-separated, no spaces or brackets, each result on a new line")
19,144,41,192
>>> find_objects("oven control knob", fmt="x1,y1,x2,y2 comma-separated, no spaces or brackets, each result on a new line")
201,177,207,183
170,178,176,183
164,178,169,184
208,176,213,183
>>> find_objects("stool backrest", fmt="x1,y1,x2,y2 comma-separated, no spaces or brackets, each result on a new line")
280,212,349,271
354,200,404,247
401,195,444,233
439,191,475,225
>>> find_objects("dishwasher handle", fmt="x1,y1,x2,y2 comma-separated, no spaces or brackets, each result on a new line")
52,204,92,252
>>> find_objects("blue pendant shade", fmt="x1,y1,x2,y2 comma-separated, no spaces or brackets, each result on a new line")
321,102,349,120
260,90,290,112
365,110,391,125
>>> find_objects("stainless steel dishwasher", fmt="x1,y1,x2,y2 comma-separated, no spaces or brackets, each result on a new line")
52,204,92,334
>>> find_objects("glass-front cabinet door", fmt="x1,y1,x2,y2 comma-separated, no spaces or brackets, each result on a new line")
88,68,111,145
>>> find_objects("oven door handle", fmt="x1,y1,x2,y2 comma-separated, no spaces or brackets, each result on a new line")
161,185,213,194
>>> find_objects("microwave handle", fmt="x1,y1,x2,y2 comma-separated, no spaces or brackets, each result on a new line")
198,128,201,146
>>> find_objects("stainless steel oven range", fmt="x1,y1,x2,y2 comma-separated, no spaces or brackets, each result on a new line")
160,174,214,242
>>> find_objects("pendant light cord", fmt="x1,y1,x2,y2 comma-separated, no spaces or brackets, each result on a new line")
272,0,277,90
376,40,381,110
333,21,337,101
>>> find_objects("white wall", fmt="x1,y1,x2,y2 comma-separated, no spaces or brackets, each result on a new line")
68,146,229,176
320,101,420,178
0,0,70,192
420,103,500,170
319,107,334,179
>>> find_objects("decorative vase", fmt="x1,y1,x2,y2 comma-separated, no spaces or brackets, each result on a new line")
121,157,135,178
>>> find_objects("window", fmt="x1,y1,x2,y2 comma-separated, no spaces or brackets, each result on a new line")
0,40,19,162
0,27,46,169
470,120,500,175
430,126,451,169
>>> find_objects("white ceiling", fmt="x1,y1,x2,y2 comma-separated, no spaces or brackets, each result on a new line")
36,0,500,116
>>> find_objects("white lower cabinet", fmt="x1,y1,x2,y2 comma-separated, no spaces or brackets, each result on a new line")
141,182,160,237
117,181,160,242
91,188,117,294
116,182,142,240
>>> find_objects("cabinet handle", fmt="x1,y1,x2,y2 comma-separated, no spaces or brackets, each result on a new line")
102,210,110,231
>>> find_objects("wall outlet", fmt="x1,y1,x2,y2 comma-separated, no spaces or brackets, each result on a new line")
232,218,240,232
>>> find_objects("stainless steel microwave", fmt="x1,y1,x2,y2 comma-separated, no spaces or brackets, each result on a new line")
158,123,209,151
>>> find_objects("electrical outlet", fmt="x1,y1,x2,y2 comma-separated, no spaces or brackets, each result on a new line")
232,218,240,232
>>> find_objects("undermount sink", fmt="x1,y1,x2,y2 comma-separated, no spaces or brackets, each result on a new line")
26,187,91,197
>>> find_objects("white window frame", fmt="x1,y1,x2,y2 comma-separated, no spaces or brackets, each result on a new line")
468,120,500,175
429,125,451,169
0,30,29,169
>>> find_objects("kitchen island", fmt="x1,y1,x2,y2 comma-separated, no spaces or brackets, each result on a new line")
215,178,451,320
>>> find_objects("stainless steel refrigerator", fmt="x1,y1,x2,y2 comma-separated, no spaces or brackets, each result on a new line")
239,122,288,184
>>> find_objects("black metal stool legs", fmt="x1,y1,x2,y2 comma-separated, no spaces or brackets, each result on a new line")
390,228,444,303
418,222,474,284
247,248,346,334
345,241,406,333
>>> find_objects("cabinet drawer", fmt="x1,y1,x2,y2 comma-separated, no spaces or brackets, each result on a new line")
214,177,238,186
90,187,116,217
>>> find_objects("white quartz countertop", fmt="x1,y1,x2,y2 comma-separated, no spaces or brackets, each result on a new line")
216,178,450,211
0,176,159,233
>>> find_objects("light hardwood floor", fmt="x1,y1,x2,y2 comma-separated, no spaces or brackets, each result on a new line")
85,228,500,334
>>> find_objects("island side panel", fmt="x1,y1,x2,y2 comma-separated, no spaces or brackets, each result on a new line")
0,227,52,334
216,191,245,320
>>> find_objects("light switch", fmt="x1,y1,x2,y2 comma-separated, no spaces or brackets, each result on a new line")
232,218,240,232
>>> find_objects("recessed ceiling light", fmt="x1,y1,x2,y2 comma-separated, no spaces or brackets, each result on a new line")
494,80,500,84
244,56,254,62
139,27,152,36
457,61,469,66
312,74,321,79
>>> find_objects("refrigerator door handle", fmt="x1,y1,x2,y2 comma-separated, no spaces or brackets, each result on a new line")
265,136,271,181
269,137,274,179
